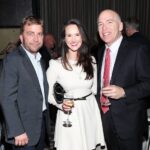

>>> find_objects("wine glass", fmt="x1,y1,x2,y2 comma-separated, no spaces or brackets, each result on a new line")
101,79,111,106
63,93,74,127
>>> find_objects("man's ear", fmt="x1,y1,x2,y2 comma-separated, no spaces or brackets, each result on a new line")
119,22,123,32
19,35,23,43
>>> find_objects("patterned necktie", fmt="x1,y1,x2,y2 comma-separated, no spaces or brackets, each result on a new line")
101,48,110,113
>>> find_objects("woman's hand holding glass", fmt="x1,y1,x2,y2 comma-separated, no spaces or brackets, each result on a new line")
62,99,74,112
62,96,74,127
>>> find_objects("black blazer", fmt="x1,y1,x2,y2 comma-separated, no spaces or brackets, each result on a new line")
97,38,150,139
0,46,49,146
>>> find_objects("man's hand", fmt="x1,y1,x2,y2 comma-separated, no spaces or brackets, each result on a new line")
15,133,29,146
102,85,125,99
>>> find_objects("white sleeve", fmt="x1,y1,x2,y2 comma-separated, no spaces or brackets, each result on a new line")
46,59,62,110
91,56,97,95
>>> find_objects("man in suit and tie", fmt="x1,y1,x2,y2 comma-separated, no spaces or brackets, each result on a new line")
0,16,50,150
97,9,150,150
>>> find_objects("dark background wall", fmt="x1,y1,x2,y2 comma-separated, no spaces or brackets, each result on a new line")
0,0,32,27
32,0,150,44
0,0,32,53
0,0,150,48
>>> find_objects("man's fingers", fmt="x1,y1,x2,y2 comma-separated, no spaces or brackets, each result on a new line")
15,133,29,146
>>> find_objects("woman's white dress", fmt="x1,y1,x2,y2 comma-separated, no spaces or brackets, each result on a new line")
46,57,105,150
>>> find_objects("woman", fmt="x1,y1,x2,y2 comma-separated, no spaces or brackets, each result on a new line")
47,19,105,150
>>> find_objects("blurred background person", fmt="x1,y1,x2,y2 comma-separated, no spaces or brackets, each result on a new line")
40,33,59,70
124,16,150,141
124,17,150,48
0,39,21,61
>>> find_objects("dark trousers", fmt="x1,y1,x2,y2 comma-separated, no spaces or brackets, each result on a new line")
102,111,142,150
12,112,47,150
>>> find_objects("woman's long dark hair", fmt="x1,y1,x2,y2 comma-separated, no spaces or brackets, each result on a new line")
59,19,94,80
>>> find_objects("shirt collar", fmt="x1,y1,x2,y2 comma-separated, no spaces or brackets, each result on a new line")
21,44,41,61
105,35,123,53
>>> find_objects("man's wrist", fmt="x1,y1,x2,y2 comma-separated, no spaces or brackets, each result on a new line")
122,88,126,98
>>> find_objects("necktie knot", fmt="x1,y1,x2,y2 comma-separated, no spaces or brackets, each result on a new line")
106,48,110,53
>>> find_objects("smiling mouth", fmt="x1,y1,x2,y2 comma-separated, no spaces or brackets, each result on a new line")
103,32,111,36
70,43,78,46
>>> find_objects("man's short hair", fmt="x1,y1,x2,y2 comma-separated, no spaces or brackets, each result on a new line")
125,17,140,30
20,16,44,34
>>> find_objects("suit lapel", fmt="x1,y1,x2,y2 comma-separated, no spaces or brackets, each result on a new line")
97,47,105,95
111,39,128,83
18,46,42,93
40,59,48,102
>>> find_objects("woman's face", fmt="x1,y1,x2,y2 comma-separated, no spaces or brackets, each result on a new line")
65,24,82,52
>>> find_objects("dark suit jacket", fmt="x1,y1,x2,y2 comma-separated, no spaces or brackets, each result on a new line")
126,32,150,50
127,32,149,46
97,38,150,139
0,46,49,146
0,59,3,76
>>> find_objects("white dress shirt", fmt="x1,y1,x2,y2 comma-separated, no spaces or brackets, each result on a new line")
21,45,46,111
101,36,123,88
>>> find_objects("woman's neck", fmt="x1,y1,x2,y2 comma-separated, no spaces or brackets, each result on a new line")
67,51,78,61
